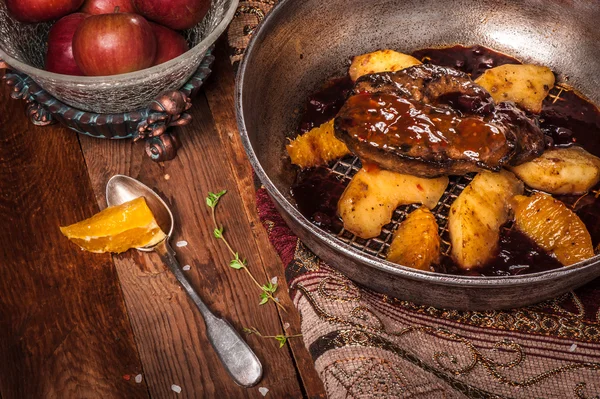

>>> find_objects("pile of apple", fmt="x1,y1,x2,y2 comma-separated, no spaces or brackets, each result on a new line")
6,0,211,76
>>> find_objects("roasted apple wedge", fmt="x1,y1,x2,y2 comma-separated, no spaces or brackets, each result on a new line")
338,166,448,239
475,64,555,113
513,193,594,266
286,120,350,168
449,170,524,269
387,207,440,271
349,49,422,82
510,146,600,195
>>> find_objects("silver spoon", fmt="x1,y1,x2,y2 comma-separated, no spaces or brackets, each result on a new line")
106,174,263,388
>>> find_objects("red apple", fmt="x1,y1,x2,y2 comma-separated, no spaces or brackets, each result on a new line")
133,0,210,30
73,12,156,76
45,13,89,75
150,22,189,66
80,0,135,14
6,0,85,23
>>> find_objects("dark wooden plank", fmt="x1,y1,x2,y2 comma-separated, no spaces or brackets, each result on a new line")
77,56,306,396
0,81,148,398
203,40,327,399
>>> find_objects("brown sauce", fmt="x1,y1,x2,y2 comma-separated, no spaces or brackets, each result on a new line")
436,228,563,276
412,45,519,79
541,90,600,156
337,92,511,166
299,77,354,133
291,45,600,276
291,166,346,232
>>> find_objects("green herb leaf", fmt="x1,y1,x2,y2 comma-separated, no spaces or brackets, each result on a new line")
229,252,247,270
259,292,269,305
206,190,227,208
261,282,278,294
230,258,245,270
275,335,287,348
213,226,224,239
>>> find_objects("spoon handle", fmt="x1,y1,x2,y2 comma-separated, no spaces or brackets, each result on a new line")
155,240,263,388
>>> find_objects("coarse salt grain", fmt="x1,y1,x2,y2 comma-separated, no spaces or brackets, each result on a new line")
135,374,143,384
270,276,278,285
164,174,171,180
258,387,269,396
182,265,191,271
283,322,290,331
570,343,577,352
176,241,188,248
171,384,182,394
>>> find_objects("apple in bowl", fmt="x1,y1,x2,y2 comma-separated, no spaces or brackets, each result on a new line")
6,0,84,23
80,0,136,14
150,22,189,65
45,13,89,75
72,11,156,76
133,0,210,30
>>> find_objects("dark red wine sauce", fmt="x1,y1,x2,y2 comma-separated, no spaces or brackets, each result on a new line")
291,45,600,276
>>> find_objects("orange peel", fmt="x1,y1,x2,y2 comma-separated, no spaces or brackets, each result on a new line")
60,197,166,253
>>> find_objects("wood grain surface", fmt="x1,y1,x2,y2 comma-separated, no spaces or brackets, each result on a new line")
0,40,326,398
203,42,326,399
0,80,148,398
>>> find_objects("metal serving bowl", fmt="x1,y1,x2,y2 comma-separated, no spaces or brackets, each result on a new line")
0,0,238,114
236,0,600,310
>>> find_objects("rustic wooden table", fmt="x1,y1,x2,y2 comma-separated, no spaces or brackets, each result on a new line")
0,42,326,398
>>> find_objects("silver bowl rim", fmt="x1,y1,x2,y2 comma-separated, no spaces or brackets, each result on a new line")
0,0,239,84
235,0,600,289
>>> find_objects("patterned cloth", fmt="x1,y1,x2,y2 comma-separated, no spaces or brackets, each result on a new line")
227,3,600,397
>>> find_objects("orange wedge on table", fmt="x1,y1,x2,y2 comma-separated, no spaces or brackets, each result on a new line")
60,197,166,253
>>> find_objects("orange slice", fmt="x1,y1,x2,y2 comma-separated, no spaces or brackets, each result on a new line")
513,193,594,266
286,119,350,168
60,197,166,253
387,207,441,271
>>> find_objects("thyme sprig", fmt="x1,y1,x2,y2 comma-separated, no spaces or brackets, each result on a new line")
207,190,286,312
243,327,302,348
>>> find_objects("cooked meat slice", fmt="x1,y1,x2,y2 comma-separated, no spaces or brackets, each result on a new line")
513,193,594,266
510,146,600,195
335,93,513,177
448,170,524,270
387,207,440,271
335,65,545,177
495,102,546,165
338,166,448,239
353,64,494,114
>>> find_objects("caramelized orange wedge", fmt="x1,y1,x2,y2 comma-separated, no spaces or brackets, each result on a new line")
513,193,594,266
387,207,440,271
60,197,166,253
286,119,350,169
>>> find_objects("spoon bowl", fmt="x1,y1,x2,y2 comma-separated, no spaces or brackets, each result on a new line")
106,175,174,248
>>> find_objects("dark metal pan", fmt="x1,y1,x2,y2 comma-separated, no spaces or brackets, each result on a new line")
235,0,600,310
